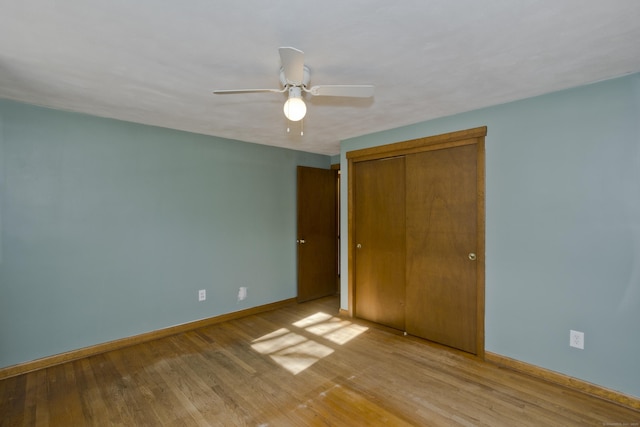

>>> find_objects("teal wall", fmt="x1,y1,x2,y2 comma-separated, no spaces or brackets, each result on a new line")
0,100,330,368
340,73,640,398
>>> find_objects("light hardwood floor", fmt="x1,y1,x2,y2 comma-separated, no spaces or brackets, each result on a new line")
1,296,638,426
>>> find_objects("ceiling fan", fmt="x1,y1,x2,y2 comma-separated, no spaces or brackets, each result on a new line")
213,47,374,123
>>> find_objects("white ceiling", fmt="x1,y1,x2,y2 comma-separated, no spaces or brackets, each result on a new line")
1,1,639,155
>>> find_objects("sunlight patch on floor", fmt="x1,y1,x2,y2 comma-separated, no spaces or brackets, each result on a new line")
251,312,368,374
292,312,333,328
251,328,333,375
270,339,334,375
302,314,369,345
250,328,305,353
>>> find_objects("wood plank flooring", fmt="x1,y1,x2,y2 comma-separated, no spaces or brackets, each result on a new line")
1,296,638,426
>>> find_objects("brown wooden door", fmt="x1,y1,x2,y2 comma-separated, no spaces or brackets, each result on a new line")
405,145,478,353
297,166,337,302
354,157,406,330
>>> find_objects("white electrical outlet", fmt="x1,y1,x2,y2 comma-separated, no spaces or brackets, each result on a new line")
238,286,247,301
569,330,584,349
198,289,206,302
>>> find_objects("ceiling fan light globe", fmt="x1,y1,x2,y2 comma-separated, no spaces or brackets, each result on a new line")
283,97,306,121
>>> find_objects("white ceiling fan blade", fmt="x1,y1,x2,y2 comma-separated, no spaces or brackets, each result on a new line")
213,88,285,95
308,85,375,98
279,47,305,85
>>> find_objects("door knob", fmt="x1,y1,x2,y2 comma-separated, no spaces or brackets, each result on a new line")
356,243,362,249
297,239,306,244
468,253,477,261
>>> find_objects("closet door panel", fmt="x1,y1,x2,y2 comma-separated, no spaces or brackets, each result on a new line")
405,145,478,353
354,157,406,330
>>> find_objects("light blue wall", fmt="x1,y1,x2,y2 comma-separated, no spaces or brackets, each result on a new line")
0,100,330,368
340,73,640,398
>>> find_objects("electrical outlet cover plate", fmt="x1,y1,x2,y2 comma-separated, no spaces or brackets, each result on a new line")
570,330,584,349
198,289,206,302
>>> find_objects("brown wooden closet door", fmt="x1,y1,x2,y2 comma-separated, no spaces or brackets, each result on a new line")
354,157,406,330
405,145,478,354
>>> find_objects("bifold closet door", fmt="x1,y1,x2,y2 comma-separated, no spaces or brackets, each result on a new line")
354,157,406,331
405,144,478,354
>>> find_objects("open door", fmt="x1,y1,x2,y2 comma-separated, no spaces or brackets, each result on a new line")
297,166,338,302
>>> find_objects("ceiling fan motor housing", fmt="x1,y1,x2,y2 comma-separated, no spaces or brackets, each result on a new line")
288,86,302,98
280,66,311,88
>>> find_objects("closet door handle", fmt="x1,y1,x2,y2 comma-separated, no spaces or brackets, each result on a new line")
468,253,477,261
356,243,362,249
